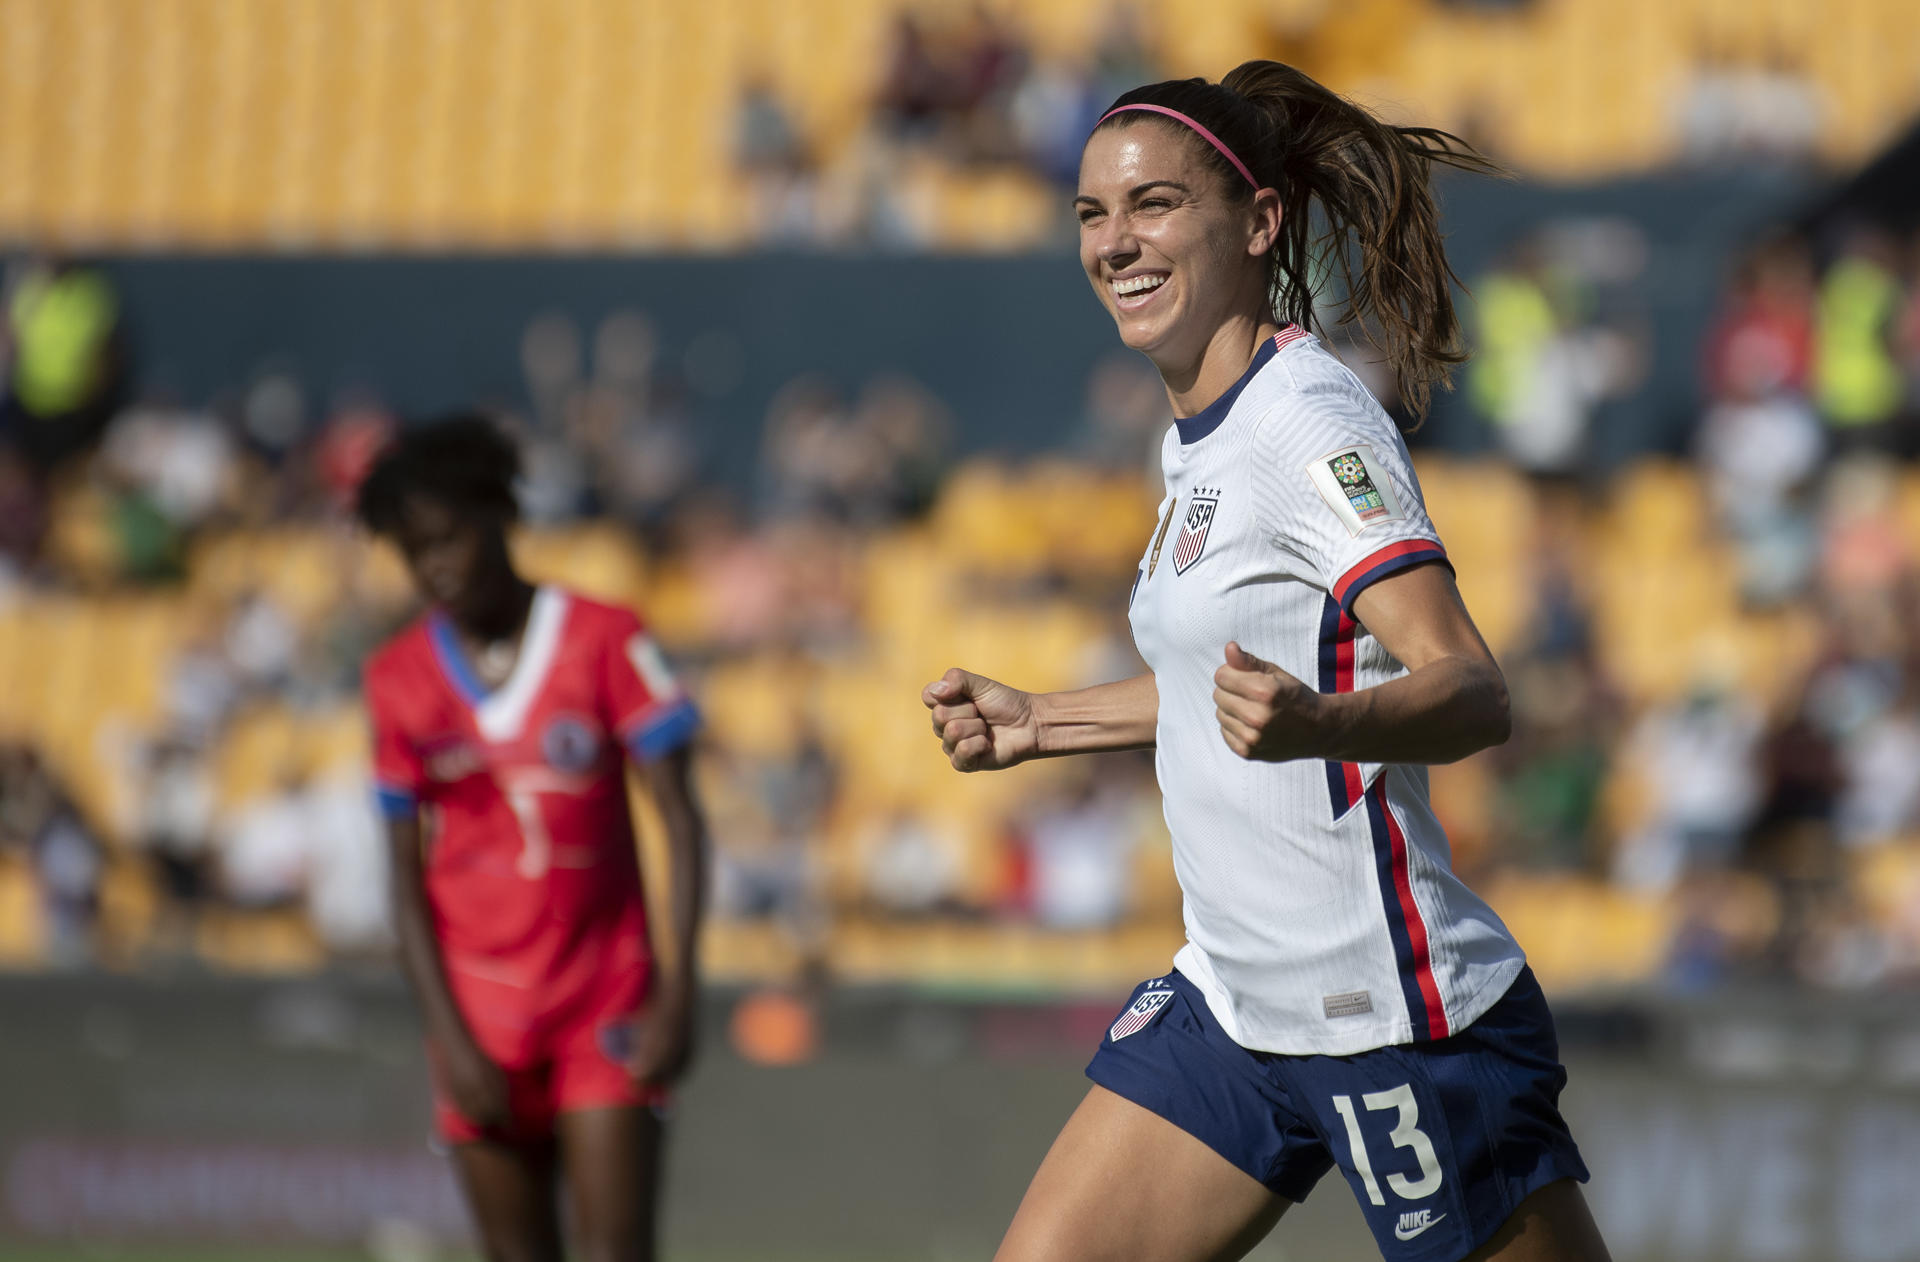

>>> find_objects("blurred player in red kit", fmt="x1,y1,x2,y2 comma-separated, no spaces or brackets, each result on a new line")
358,416,707,1262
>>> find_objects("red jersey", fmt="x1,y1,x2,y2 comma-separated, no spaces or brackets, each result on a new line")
365,586,699,989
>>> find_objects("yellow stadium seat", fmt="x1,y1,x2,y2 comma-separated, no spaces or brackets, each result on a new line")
213,705,304,809
195,906,327,974
513,523,650,606
96,858,159,965
0,852,46,966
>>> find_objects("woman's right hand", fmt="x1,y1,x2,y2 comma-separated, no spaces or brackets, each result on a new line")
922,668,1043,772
441,1034,512,1131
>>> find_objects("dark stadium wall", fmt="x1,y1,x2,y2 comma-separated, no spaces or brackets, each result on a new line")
91,171,1815,487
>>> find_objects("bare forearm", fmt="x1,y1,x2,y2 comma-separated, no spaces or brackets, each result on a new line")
382,821,476,1048
1034,673,1158,757
656,803,706,991
639,749,708,993
1314,656,1510,765
394,886,477,1049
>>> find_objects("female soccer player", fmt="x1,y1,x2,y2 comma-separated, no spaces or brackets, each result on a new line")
925,64,1611,1262
359,416,706,1262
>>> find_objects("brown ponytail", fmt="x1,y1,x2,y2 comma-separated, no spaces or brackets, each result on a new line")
1094,62,1499,421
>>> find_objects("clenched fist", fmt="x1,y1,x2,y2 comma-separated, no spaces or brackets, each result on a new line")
1212,641,1324,762
922,668,1042,772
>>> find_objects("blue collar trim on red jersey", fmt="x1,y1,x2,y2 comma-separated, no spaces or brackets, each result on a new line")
426,612,489,707
1173,333,1280,446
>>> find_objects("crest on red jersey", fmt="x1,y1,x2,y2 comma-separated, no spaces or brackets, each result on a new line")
541,715,602,774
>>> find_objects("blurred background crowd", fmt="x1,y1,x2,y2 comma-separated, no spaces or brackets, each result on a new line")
0,0,1918,1010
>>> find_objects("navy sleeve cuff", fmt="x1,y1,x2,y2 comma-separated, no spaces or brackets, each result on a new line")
626,697,701,762
1333,540,1451,617
374,783,417,819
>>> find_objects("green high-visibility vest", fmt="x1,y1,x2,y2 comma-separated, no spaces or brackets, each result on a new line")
1814,257,1902,428
1468,273,1556,425
8,269,116,418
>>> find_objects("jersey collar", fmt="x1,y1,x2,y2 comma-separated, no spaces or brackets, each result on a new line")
1172,325,1302,446
427,585,571,742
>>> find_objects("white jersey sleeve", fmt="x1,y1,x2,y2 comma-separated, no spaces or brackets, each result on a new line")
1247,367,1451,616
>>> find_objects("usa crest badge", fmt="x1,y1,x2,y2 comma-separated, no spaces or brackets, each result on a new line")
1171,490,1220,575
1109,987,1175,1041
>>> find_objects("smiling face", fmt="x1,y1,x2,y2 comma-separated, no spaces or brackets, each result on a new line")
1076,120,1280,380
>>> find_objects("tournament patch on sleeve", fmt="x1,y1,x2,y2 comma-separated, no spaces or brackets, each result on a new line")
1305,444,1407,537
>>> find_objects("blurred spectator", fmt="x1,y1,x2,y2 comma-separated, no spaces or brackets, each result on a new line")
1704,238,1815,401
860,808,967,917
1814,231,1908,453
1694,248,1824,603
1675,45,1824,166
760,375,853,520
1468,238,1632,476
669,497,785,649
1746,690,1848,977
32,794,102,966
1836,682,1920,848
1009,55,1104,188
1818,456,1909,600
758,724,838,857
759,372,948,530
703,716,837,943
1902,228,1920,420
944,5,1031,164
135,734,218,956
99,403,236,532
96,461,189,585
220,767,311,910
0,745,101,965
0,257,128,472
1495,654,1613,871
220,764,392,953
1612,673,1764,893
224,590,300,698
1017,768,1141,930
310,396,395,515
301,770,392,954
875,12,951,143
735,74,819,243
1491,557,1616,870
0,441,47,575
238,369,310,465
849,374,949,521
164,626,241,746
602,375,699,533
566,311,701,531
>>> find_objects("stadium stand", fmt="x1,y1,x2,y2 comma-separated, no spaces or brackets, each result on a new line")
1,446,1918,992
0,0,1917,248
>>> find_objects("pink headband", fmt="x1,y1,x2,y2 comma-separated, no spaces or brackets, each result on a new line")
1096,103,1260,190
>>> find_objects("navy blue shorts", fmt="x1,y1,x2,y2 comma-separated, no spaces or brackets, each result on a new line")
1086,966,1588,1262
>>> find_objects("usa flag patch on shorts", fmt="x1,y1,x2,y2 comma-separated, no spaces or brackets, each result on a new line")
1109,987,1175,1041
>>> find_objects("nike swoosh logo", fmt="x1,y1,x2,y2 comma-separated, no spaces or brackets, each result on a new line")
1394,1214,1447,1242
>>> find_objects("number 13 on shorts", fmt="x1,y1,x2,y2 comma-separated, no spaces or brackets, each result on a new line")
1332,1084,1444,1205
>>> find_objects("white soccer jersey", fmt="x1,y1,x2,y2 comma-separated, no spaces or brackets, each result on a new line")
1127,325,1526,1056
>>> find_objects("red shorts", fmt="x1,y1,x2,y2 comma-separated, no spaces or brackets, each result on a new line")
431,947,668,1144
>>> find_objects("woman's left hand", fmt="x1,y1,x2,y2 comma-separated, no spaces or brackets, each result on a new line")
627,980,697,1088
1212,641,1324,762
